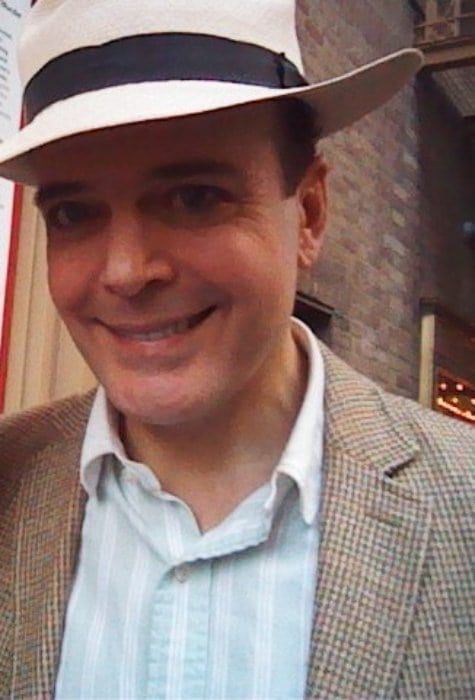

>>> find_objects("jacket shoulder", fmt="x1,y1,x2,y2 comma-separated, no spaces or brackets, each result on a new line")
319,341,474,487
382,390,475,475
0,391,95,480
372,382,474,501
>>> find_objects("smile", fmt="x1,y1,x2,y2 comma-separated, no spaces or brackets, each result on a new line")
106,306,216,342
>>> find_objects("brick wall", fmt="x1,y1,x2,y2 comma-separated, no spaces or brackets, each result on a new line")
295,0,475,399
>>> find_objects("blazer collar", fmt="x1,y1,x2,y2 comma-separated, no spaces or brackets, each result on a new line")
319,342,420,476
306,344,433,698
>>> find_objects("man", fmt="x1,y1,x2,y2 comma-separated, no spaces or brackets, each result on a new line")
0,1,473,698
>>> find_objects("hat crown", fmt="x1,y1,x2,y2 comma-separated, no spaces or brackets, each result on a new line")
19,0,304,85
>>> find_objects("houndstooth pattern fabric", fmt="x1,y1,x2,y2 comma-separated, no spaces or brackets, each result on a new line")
1,344,474,699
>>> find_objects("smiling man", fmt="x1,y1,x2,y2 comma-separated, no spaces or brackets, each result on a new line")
1,1,474,699
32,106,326,532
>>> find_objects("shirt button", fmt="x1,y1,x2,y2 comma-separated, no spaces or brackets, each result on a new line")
174,564,191,583
122,470,136,484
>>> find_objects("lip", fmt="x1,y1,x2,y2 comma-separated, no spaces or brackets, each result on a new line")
102,307,214,337
98,305,217,355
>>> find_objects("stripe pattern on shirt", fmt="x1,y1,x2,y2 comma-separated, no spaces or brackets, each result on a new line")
55,319,324,700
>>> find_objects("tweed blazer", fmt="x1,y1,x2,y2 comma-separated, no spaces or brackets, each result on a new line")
1,344,474,699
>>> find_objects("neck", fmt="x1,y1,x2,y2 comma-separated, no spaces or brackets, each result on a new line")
122,325,308,530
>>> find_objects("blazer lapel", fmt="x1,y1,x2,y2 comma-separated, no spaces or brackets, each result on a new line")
12,418,89,697
306,346,434,699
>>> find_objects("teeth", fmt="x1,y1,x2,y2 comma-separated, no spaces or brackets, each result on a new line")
127,318,192,342
112,307,214,342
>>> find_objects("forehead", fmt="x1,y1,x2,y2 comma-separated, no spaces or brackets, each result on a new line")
30,102,281,185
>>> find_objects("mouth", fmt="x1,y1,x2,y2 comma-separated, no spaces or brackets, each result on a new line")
105,306,217,343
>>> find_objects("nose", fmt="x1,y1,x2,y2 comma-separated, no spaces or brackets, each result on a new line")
99,214,177,298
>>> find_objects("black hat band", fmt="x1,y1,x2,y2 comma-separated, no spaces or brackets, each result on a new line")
24,32,309,123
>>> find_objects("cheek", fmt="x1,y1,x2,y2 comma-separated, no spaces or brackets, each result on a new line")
194,213,300,292
47,250,93,317
196,243,294,305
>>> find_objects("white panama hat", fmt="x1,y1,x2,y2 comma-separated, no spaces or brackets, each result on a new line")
0,0,423,184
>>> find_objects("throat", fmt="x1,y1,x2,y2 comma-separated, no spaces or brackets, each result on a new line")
122,417,283,529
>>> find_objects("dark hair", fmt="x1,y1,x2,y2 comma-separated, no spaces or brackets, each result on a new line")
274,98,321,195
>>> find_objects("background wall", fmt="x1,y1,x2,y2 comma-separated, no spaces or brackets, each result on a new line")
297,0,474,400
4,188,95,414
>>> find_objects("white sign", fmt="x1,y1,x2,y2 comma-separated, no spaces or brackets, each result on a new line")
0,0,30,349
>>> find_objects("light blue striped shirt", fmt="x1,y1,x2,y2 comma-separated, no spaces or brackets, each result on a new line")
55,319,324,699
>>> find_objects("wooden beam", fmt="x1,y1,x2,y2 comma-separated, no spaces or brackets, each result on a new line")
418,311,436,408
418,38,475,70
420,298,475,340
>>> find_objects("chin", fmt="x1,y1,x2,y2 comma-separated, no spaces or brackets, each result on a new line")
103,372,222,428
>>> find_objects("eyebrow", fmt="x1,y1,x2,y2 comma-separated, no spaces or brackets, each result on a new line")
34,182,89,208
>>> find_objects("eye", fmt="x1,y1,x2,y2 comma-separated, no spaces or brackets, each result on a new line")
141,183,236,228
44,201,101,232
143,183,237,228
168,185,232,214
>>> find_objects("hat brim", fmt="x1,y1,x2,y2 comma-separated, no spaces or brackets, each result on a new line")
0,48,422,184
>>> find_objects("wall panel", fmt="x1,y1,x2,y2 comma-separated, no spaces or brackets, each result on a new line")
4,188,95,415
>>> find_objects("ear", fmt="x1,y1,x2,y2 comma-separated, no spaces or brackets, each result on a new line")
296,156,328,270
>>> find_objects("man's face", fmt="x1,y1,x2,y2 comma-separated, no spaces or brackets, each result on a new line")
32,104,326,426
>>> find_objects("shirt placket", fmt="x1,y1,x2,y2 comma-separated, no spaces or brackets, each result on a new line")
147,559,213,699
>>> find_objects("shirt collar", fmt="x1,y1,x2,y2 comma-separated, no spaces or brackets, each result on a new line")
268,318,325,524
80,317,325,524
80,387,124,497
